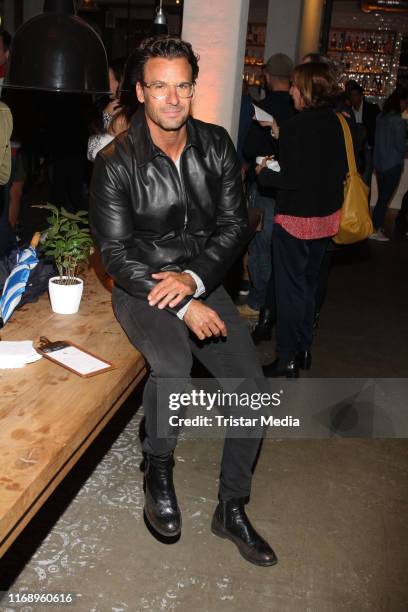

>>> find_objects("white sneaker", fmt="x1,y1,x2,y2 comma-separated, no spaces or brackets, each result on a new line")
369,230,390,242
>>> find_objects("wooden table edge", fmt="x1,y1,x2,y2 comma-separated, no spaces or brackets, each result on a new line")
0,362,146,558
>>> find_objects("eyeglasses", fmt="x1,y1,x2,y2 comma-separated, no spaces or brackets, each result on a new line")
142,81,194,99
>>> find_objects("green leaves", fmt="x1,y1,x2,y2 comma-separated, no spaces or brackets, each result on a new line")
33,202,93,284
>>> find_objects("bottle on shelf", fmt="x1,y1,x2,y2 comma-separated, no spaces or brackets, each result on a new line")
385,32,394,55
339,32,345,50
360,37,366,51
330,32,337,50
345,35,352,51
353,36,360,51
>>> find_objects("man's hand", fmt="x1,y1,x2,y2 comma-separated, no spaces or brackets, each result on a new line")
148,271,197,309
183,300,227,340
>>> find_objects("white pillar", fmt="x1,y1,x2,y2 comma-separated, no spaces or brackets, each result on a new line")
182,0,250,145
264,0,303,64
297,0,325,62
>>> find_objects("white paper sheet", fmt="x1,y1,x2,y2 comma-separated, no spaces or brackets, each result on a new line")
47,346,110,376
0,340,42,369
253,104,274,123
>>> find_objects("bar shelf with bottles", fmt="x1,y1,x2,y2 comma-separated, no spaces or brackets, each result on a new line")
244,22,266,89
328,28,398,98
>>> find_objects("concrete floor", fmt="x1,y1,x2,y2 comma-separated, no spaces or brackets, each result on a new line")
0,214,407,612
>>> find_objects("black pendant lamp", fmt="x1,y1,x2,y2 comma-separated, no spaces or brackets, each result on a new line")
4,0,109,94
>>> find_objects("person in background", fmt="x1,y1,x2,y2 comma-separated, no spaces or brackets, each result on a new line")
0,30,11,99
231,83,255,303
0,101,12,244
395,190,408,235
88,58,126,162
0,29,28,253
0,145,26,258
251,52,354,345
236,81,254,168
370,87,408,242
241,53,295,333
256,62,348,378
345,80,379,186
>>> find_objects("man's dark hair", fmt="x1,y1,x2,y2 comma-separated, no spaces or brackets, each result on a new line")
124,36,200,87
345,80,363,96
0,30,12,51
382,87,408,115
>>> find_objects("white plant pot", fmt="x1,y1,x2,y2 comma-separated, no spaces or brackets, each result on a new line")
48,276,84,314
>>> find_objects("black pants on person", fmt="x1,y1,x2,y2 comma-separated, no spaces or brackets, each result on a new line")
372,164,403,231
264,225,277,317
265,227,331,321
273,223,329,362
112,283,264,502
396,190,408,231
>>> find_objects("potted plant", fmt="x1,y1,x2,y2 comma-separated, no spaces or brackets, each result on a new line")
34,203,94,314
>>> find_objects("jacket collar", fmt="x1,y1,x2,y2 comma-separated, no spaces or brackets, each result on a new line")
129,105,205,167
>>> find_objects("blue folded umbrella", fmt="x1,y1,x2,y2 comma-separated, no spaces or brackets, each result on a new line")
0,233,40,327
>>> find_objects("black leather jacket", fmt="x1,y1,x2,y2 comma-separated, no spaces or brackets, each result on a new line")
90,107,248,315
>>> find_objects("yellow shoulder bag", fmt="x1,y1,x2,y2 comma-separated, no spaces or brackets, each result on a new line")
333,112,373,245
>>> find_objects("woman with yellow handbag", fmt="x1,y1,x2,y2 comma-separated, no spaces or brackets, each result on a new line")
256,62,348,377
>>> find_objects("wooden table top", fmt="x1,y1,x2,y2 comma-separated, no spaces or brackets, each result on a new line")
0,267,146,557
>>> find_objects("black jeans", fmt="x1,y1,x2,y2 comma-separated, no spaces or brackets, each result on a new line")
112,284,264,501
372,164,403,230
396,190,408,230
273,223,329,362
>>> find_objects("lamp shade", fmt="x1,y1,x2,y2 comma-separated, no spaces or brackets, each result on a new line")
4,1,109,94
151,5,168,36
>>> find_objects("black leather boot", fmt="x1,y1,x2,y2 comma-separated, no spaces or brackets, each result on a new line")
144,453,181,537
263,357,299,378
211,499,278,567
251,307,274,345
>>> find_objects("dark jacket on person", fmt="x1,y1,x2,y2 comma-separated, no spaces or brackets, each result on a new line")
258,106,348,218
243,90,296,162
236,93,254,164
90,107,248,316
356,99,380,148
374,110,407,172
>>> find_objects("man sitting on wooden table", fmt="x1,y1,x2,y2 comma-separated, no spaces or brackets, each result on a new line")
90,36,276,567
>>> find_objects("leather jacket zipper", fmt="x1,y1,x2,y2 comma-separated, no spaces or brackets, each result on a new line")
178,151,188,230
169,151,190,257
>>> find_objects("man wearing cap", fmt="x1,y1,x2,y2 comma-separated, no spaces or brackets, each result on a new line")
0,101,13,258
241,54,296,343
0,101,12,189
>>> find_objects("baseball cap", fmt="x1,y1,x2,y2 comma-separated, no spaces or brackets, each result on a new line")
0,101,12,185
265,53,294,77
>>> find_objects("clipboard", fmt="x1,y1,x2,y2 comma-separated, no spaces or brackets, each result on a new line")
37,336,116,378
